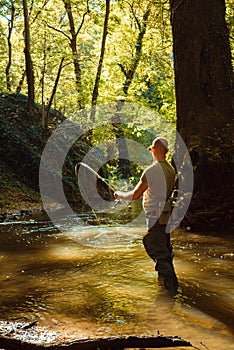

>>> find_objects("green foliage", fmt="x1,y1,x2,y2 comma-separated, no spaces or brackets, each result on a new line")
0,0,232,122
225,0,234,61
0,0,178,124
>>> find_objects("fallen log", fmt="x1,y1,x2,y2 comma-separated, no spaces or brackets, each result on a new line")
0,334,192,349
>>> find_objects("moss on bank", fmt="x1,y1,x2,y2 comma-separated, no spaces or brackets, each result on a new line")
0,160,42,213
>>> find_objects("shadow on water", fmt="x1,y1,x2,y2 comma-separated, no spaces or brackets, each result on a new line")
0,211,234,349
178,280,234,331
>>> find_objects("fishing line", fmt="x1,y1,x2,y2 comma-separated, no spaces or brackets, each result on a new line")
75,163,102,224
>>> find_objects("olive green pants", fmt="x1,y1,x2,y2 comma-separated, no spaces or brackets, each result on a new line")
143,220,178,290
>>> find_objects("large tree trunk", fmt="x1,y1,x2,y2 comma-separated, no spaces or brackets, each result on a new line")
170,0,234,228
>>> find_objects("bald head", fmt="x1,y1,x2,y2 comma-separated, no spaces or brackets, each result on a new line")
152,137,168,157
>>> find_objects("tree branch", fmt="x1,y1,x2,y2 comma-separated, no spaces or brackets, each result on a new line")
31,0,51,24
76,0,90,35
47,23,70,40
117,63,127,77
125,1,141,31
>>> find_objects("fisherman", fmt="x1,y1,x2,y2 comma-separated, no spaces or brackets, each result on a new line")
114,137,178,293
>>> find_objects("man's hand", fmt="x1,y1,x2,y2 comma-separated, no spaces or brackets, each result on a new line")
114,191,121,199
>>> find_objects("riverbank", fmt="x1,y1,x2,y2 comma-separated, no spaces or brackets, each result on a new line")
0,93,91,218
0,163,42,217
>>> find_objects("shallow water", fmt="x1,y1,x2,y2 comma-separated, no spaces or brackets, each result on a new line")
0,212,233,349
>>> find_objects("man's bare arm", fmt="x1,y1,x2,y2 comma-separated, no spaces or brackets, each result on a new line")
114,180,148,201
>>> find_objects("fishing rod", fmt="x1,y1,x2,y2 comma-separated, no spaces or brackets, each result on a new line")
75,162,116,193
75,162,130,209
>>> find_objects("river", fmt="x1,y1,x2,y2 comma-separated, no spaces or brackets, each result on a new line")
0,210,233,349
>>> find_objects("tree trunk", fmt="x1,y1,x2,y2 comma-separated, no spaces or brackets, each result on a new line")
63,0,89,110
22,0,35,116
113,6,151,178
111,112,131,179
118,7,151,96
171,0,233,139
90,0,110,121
5,0,15,92
170,0,234,227
16,70,26,93
45,57,65,128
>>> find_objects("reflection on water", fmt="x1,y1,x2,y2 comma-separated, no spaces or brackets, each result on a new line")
0,213,234,349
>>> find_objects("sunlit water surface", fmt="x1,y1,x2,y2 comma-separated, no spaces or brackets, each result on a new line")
0,212,233,349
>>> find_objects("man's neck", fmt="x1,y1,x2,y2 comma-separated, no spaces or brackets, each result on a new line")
154,156,166,161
